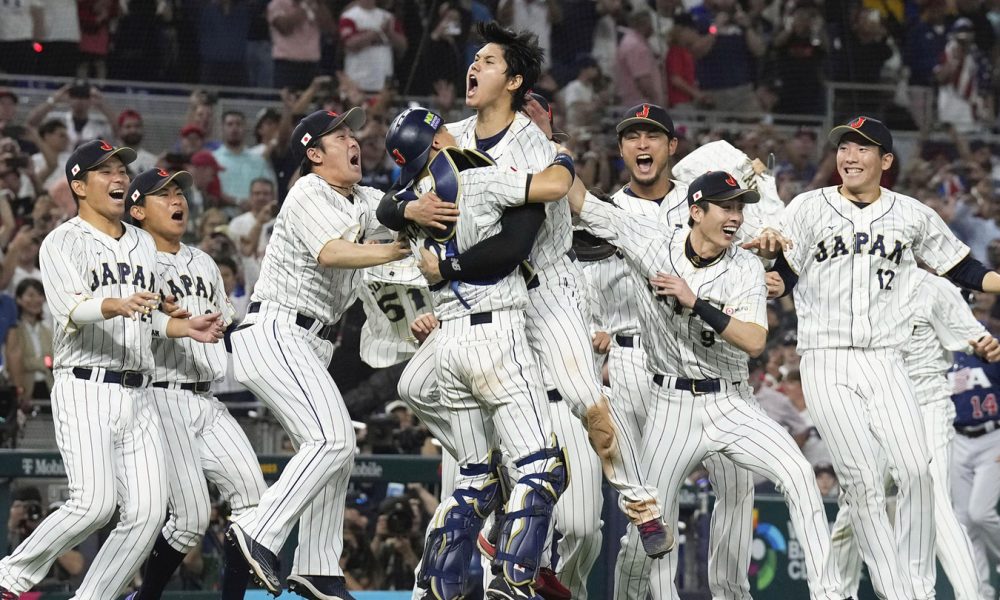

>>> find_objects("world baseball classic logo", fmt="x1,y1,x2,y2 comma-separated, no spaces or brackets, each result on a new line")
749,509,787,590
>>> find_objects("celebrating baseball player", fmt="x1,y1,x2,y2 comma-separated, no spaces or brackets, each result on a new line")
0,141,224,600
570,171,846,600
123,167,268,600
751,115,1000,600
830,271,1000,599
226,108,410,600
576,103,757,600
382,106,576,600
950,346,1000,599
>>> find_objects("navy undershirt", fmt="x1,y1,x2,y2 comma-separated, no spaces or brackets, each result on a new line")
623,185,664,205
476,124,511,153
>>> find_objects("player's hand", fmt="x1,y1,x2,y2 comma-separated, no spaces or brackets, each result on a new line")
765,271,785,299
404,192,459,231
751,158,767,176
379,240,411,264
417,247,443,285
186,312,225,343
970,335,1000,363
523,94,553,140
650,272,697,308
741,227,792,260
592,331,611,354
161,295,191,319
410,313,439,345
113,292,161,320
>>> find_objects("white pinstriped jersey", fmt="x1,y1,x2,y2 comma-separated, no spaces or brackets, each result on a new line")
413,167,531,321
40,218,160,373
151,245,236,383
252,174,382,325
904,271,985,379
583,186,682,337
578,200,768,381
781,186,970,351
359,257,433,368
448,113,569,270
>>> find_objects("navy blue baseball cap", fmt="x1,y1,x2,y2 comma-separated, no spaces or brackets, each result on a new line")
385,107,445,188
65,139,137,185
828,116,893,154
125,168,193,216
686,171,760,205
616,103,674,137
291,107,366,160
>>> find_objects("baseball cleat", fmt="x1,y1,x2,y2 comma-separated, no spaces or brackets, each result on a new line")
287,575,357,600
637,518,675,558
534,567,571,600
226,523,281,595
485,577,543,600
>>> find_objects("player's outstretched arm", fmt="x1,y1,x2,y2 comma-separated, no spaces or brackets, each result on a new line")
318,239,411,269
650,273,767,357
740,227,792,260
524,150,575,203
164,312,226,342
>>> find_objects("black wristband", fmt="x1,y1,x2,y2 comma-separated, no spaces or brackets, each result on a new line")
439,256,461,280
692,298,731,334
550,153,575,180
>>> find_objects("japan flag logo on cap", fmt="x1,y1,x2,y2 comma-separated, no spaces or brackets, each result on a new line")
692,190,703,201
71,164,80,176
131,190,141,202
300,132,312,146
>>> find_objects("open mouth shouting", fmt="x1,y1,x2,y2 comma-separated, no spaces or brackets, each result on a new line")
635,153,655,176
170,209,185,222
721,224,739,240
109,188,126,204
467,74,479,100
349,152,361,168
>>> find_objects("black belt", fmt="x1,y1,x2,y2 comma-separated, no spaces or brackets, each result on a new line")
652,374,732,395
956,420,1000,438
547,389,562,402
566,249,577,262
247,302,336,338
616,334,638,348
470,312,492,325
152,381,212,393
72,367,148,389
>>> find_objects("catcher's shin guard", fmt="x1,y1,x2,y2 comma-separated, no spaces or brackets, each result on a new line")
494,444,569,589
419,450,503,599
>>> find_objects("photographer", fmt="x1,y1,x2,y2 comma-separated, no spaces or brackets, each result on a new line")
341,491,378,590
7,487,87,591
25,81,115,148
0,137,34,232
371,496,423,591
688,0,767,113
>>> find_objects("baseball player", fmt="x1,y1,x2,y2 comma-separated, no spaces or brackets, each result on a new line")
226,108,410,600
383,106,576,600
569,171,846,600
950,348,1000,600
123,167,269,600
829,271,1000,600
751,115,1000,600
0,140,224,600
577,103,756,600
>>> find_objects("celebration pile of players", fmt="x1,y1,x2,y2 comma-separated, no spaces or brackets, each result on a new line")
2,20,1000,600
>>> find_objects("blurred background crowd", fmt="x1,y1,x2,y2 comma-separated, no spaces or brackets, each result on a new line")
2,0,1000,593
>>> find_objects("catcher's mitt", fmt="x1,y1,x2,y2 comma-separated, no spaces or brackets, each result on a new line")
572,187,619,262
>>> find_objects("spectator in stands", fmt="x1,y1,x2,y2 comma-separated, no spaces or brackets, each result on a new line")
0,91,19,132
830,8,893,91
179,124,207,157
212,110,275,207
665,14,707,109
407,1,469,96
76,0,118,79
372,496,422,590
187,150,229,228
7,278,52,402
592,0,624,80
198,0,251,87
37,0,81,77
904,0,951,129
498,0,559,67
246,0,273,88
6,487,88,591
781,369,833,468
340,0,408,93
197,208,236,260
0,0,43,75
250,108,281,157
26,81,115,148
31,119,71,190
267,0,334,90
227,177,276,293
775,128,819,199
689,0,767,113
935,18,994,133
0,137,40,220
770,0,827,115
616,10,664,107
560,55,602,133
359,133,393,190
116,110,156,173
4,226,43,295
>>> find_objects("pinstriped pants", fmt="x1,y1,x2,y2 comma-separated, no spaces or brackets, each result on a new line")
0,376,167,600
150,387,267,553
801,348,936,600
952,428,1000,600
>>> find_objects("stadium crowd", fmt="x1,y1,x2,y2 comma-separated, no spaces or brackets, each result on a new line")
1,0,1000,594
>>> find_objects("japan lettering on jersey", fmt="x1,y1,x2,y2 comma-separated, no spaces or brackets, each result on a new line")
40,218,161,373
410,166,532,321
781,186,969,351
578,200,767,381
949,351,1000,427
447,113,568,270
253,175,383,325
359,257,433,368
151,245,236,383
903,270,986,379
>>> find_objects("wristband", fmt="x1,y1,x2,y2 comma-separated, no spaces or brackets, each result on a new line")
692,298,731,334
550,153,575,181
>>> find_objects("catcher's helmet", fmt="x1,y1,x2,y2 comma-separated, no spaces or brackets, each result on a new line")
385,107,445,188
